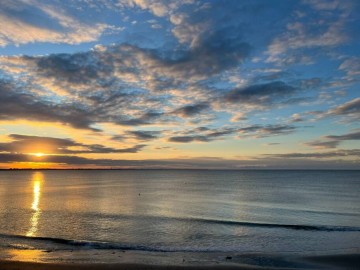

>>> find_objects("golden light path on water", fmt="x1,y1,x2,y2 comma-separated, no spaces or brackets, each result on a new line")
26,172,44,237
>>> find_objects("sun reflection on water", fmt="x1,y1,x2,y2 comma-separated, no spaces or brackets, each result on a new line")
26,172,44,237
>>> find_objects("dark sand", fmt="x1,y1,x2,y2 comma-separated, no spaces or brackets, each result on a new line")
0,261,265,270
0,256,359,270
0,249,359,270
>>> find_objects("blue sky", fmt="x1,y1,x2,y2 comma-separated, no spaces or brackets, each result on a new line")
0,0,359,169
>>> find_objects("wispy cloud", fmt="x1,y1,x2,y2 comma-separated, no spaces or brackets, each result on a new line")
305,130,360,149
266,0,354,65
168,124,296,143
320,97,360,121
266,149,360,159
0,0,116,46
0,134,146,154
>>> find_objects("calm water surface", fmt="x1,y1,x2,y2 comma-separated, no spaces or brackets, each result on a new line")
0,170,359,254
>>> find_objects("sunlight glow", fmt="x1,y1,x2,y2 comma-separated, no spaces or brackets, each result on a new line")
33,153,45,157
26,172,44,237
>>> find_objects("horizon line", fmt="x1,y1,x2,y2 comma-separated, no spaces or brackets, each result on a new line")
1,168,359,171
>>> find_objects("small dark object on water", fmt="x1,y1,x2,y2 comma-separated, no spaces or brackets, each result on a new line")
138,193,141,196
226,256,232,260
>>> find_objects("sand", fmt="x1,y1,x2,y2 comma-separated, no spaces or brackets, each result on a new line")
0,261,266,270
0,248,359,270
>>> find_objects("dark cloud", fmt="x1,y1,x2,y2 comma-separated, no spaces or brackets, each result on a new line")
331,98,360,116
323,98,360,121
206,128,237,138
0,153,94,165
168,135,209,143
223,81,296,106
2,45,207,130
0,79,98,131
36,53,107,85
305,130,360,149
161,27,251,77
172,103,210,117
169,124,296,143
31,34,250,92
116,111,164,126
237,124,296,137
266,149,360,159
304,140,340,149
326,130,360,141
0,134,145,154
126,130,161,140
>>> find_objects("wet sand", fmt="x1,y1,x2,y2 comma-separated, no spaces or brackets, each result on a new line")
0,261,263,270
0,248,359,270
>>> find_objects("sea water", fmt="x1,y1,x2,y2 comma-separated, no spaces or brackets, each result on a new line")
0,170,359,254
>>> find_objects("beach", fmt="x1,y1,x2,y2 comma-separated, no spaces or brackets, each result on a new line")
1,249,360,270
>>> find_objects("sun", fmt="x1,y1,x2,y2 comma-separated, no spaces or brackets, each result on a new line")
33,153,45,157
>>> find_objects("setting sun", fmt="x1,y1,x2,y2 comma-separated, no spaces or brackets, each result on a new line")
32,153,45,157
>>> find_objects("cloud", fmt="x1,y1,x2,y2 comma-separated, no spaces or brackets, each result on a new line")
266,149,360,159
223,81,296,106
266,0,354,65
125,130,161,140
0,37,251,130
305,129,360,149
0,0,113,47
304,140,340,149
237,124,296,138
290,113,304,123
121,1,252,78
116,111,165,126
326,130,360,141
323,97,360,121
0,134,146,154
168,124,296,143
172,103,210,117
339,57,360,77
168,136,208,143
119,0,186,17
142,29,251,80
0,78,98,130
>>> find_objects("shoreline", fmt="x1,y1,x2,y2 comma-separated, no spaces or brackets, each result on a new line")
1,248,359,270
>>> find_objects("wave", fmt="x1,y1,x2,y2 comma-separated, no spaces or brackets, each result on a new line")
0,220,359,252
185,218,360,232
81,212,360,232
0,234,205,252
1,235,168,252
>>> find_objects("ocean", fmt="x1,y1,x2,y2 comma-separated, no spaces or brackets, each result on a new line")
0,170,359,257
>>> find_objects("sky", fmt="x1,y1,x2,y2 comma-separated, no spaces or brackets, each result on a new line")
0,0,359,169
